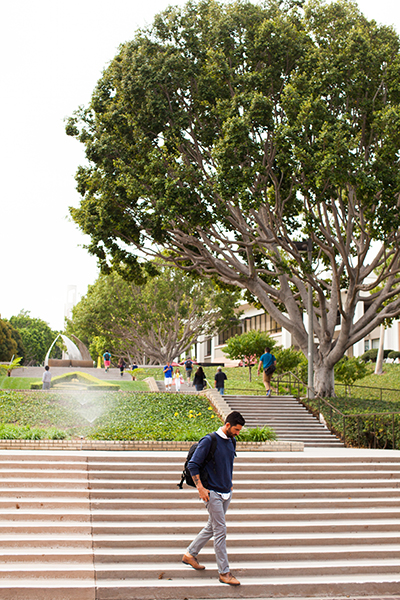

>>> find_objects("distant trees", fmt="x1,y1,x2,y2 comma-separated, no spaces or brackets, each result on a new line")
66,264,241,364
9,311,59,365
0,319,24,361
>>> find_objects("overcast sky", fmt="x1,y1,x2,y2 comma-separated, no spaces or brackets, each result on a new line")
1,0,399,331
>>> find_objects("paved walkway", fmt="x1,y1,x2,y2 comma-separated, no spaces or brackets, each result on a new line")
9,366,142,381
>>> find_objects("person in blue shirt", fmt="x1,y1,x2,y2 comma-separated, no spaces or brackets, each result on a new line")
257,347,277,397
181,411,245,587
163,362,174,391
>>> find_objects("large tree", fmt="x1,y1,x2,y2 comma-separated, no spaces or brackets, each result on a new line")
10,311,59,365
66,0,400,395
0,319,24,362
66,266,240,364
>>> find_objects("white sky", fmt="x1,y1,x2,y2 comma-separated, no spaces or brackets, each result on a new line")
1,0,399,331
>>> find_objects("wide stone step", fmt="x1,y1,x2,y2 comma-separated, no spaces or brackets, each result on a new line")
94,574,400,599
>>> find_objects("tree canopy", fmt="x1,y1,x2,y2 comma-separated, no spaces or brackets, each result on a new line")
0,319,24,362
10,311,59,365
66,264,240,364
67,0,400,395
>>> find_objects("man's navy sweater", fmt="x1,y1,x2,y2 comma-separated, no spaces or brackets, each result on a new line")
188,433,236,494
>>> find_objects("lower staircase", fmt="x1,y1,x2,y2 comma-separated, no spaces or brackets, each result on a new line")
1,451,400,598
224,394,343,446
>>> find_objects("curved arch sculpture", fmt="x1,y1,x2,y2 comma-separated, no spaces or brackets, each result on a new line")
45,334,93,368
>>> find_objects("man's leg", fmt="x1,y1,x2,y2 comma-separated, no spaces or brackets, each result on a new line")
263,371,271,395
187,491,231,573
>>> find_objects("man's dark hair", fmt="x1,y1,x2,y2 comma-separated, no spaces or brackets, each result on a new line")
265,347,271,353
225,411,245,427
45,365,49,371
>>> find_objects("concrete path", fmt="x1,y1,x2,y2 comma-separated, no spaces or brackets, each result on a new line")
7,366,141,381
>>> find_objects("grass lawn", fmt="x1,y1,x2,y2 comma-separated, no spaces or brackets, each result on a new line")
0,376,149,392
0,377,41,390
333,364,400,409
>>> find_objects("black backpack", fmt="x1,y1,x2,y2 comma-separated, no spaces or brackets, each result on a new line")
177,432,218,489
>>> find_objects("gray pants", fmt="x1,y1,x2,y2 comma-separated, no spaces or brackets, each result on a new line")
187,490,231,574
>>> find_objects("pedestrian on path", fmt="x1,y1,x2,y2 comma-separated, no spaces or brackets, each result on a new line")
257,347,277,397
42,365,51,390
174,368,183,392
182,411,245,586
193,366,206,391
118,357,126,377
163,362,174,391
184,357,194,385
103,351,111,372
214,367,227,395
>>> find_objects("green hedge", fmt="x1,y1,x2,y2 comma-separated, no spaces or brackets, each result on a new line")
30,371,120,390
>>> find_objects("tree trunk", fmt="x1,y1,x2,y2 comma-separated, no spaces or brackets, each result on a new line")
248,365,252,382
374,325,385,375
314,363,335,397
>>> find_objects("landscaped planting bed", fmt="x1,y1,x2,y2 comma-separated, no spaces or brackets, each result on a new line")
0,390,221,441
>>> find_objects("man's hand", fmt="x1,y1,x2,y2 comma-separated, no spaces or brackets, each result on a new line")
192,474,210,502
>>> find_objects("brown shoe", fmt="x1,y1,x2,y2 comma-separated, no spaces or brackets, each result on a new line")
182,553,205,570
219,571,240,586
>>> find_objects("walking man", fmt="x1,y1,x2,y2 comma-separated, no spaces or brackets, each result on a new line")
257,346,277,397
182,411,245,586
184,357,193,385
214,367,227,395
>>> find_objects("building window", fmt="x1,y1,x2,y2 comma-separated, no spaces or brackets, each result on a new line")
372,338,380,349
220,312,281,344
218,324,242,345
364,340,370,352
205,338,212,356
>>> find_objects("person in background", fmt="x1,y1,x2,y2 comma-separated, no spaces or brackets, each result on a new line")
163,362,174,391
103,350,111,372
42,365,51,390
184,357,194,385
257,347,277,397
193,366,207,391
214,367,227,395
174,368,183,392
118,357,126,377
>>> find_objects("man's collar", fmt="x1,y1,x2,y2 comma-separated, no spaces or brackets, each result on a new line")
216,426,228,439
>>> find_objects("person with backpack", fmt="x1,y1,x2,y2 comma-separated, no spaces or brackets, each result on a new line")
257,346,277,397
181,411,245,587
103,350,111,372
184,357,193,384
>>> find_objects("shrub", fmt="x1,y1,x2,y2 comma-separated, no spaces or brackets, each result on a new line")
388,351,400,360
334,357,370,390
361,349,378,362
237,426,277,442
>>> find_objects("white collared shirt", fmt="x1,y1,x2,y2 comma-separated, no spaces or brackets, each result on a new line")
214,427,232,500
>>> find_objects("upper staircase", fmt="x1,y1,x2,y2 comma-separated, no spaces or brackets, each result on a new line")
224,394,343,446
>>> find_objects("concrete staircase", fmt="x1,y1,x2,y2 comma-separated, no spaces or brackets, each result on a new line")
2,451,400,598
224,394,343,447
